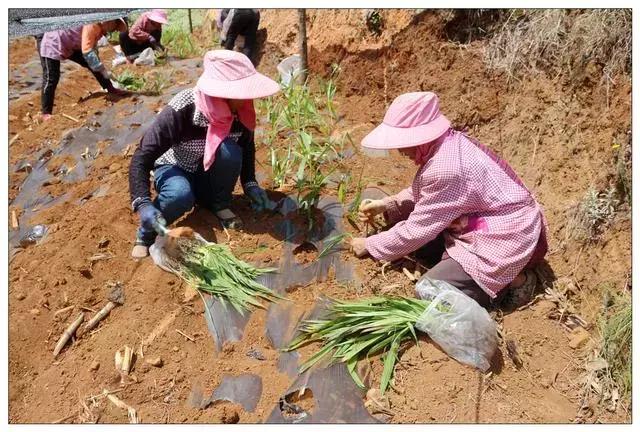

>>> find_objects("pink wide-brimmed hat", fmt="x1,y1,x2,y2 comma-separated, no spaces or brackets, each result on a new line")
148,9,169,25
361,92,451,149
196,50,281,100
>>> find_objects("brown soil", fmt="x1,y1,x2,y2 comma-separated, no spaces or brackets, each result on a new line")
8,10,631,424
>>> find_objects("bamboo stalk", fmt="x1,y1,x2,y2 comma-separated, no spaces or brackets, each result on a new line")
122,346,133,374
115,350,123,371
53,313,84,357
83,301,116,333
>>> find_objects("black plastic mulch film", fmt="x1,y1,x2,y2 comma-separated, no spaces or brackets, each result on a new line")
9,9,142,38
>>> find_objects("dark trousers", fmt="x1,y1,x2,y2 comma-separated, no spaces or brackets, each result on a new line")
137,139,243,245
36,36,112,114
222,9,260,64
415,234,506,308
119,29,162,57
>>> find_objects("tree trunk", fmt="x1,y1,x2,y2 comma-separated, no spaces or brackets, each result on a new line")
188,9,193,34
297,9,308,83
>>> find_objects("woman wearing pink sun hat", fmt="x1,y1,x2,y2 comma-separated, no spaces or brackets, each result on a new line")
119,9,169,60
128,50,281,258
351,92,548,309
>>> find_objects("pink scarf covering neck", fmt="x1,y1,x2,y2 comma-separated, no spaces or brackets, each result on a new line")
413,128,451,165
193,89,256,171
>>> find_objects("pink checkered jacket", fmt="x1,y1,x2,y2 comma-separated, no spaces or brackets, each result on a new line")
365,129,548,298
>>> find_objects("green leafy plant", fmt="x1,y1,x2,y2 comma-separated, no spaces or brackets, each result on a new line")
599,292,631,399
142,70,171,96
113,70,146,91
317,232,353,259
112,70,171,96
286,296,443,393
270,145,294,189
366,10,384,36
259,75,354,231
568,186,619,243
159,237,283,313
346,166,366,229
163,26,201,58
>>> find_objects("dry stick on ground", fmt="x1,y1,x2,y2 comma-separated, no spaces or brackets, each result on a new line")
11,210,19,229
9,133,20,146
53,313,84,357
175,329,195,342
104,390,140,424
53,411,79,424
62,113,80,123
54,305,75,317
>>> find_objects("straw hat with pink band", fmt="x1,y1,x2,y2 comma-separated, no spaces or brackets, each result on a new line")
194,50,281,171
361,92,451,151
147,9,169,25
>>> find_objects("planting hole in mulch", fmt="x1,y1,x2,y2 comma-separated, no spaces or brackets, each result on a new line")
279,388,315,422
292,242,318,264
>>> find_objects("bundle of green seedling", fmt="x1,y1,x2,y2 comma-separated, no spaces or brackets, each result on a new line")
160,236,282,313
286,296,448,393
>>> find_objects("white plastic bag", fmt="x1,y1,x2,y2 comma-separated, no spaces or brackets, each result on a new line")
97,35,109,47
112,53,128,68
134,47,155,66
414,275,498,371
277,54,303,86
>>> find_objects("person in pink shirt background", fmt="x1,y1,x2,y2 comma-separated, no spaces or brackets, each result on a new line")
119,9,168,61
350,92,548,309
36,19,128,120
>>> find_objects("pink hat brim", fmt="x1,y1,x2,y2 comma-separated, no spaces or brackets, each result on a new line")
197,72,281,99
361,114,451,149
148,12,169,24
149,16,168,24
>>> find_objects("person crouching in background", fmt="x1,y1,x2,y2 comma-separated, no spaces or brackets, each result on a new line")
119,9,168,62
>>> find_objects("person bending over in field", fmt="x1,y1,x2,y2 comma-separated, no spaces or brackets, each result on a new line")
350,92,548,309
119,9,168,61
217,9,260,65
128,50,280,259
36,19,128,121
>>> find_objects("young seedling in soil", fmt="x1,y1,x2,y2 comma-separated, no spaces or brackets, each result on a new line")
317,232,353,259
113,70,146,92
260,78,348,231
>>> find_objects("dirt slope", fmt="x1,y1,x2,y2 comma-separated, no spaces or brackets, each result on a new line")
7,10,631,424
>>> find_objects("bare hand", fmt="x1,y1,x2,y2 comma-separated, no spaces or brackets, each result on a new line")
358,199,386,223
350,237,369,258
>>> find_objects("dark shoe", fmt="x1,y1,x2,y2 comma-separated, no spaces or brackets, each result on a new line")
502,270,537,309
215,208,243,230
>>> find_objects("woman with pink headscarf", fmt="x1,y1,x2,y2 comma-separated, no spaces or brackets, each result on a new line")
350,92,548,308
119,9,169,61
128,50,280,258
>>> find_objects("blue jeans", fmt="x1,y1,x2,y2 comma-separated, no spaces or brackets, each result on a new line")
137,139,243,245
